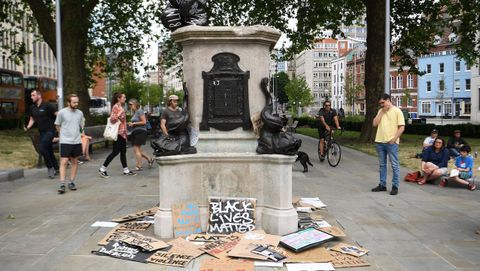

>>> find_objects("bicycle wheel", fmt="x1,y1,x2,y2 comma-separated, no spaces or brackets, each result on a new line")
318,141,322,162
327,141,341,167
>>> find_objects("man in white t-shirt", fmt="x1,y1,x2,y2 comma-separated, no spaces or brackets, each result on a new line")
423,129,438,150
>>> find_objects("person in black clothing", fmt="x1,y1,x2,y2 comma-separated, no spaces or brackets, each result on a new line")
24,89,59,178
318,100,341,162
447,130,468,158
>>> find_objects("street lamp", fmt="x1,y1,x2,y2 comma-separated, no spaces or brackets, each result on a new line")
55,0,63,109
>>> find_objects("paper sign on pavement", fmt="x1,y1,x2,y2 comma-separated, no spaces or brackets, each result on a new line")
91,221,119,228
227,230,281,260
98,226,126,246
116,231,169,251
330,251,370,268
331,243,368,257
201,233,243,260
172,202,202,237
147,238,204,267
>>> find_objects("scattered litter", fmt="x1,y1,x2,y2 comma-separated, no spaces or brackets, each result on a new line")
91,221,119,228
286,262,335,271
299,197,327,209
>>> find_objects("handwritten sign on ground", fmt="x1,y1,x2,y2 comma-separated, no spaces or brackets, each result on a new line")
330,251,370,268
208,197,256,234
227,230,281,260
280,228,335,252
116,232,169,251
172,202,202,237
98,226,125,246
284,246,334,263
112,206,158,222
187,234,228,243
202,233,242,260
94,241,154,263
147,237,204,267
200,259,254,271
331,242,369,257
317,226,346,237
117,221,151,231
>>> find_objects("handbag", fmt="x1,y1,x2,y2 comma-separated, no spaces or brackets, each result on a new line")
103,117,120,141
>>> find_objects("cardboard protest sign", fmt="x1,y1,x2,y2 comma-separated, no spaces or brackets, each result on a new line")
117,221,151,231
147,237,204,267
317,226,346,237
98,226,126,246
331,242,369,257
94,241,154,263
227,230,281,261
309,213,324,221
172,202,202,237
330,251,370,268
200,259,254,271
116,231,169,251
208,197,256,234
284,246,334,263
201,233,243,260
112,206,158,222
187,234,228,243
280,228,335,252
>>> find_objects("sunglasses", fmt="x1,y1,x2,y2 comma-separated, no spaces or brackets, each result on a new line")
324,104,331,107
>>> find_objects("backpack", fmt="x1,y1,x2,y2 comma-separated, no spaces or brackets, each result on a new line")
404,171,421,182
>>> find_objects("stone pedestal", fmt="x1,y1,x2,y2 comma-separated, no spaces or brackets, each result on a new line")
154,153,298,238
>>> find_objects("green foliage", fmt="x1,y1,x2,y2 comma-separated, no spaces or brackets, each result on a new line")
344,73,363,107
285,77,314,109
112,72,145,101
140,84,164,107
270,72,290,104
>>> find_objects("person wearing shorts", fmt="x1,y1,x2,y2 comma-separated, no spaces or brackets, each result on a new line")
55,94,84,194
442,145,476,191
317,100,340,162
417,137,450,185
127,99,153,171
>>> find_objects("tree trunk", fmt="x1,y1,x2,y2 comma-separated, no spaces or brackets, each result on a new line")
360,0,386,142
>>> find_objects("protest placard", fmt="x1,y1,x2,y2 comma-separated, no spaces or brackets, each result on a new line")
227,230,281,261
208,197,256,234
284,246,334,263
331,242,369,257
116,231,169,251
199,259,254,271
117,221,151,231
94,241,154,263
201,233,242,260
172,202,202,237
280,228,335,252
330,251,370,268
97,226,125,246
147,237,204,267
187,234,228,243
112,206,158,222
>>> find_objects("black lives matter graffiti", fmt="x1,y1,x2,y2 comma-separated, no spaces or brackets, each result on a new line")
208,197,256,234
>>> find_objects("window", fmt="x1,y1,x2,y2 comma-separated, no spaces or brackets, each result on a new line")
455,79,460,92
396,75,403,89
464,102,471,114
466,79,471,91
390,76,394,89
455,61,460,71
421,102,431,114
407,74,413,88
466,64,470,71
439,63,444,73
439,80,445,91
408,97,413,107
427,81,431,92
426,64,431,74
444,102,452,115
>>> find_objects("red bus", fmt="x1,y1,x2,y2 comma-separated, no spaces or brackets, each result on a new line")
24,76,58,113
0,69,24,127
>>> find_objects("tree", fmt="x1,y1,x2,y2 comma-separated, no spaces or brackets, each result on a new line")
270,71,290,104
208,0,480,141
0,0,161,123
140,84,164,107
284,77,314,116
344,73,364,114
112,72,144,102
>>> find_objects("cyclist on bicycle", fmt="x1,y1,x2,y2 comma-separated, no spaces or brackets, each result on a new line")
318,100,341,162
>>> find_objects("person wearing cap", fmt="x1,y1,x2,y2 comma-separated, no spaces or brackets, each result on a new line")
447,130,469,158
160,94,181,137
423,129,439,149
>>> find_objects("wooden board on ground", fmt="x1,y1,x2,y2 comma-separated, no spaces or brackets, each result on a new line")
117,221,151,231
330,251,370,268
116,231,169,251
147,238,204,267
284,246,334,263
208,197,256,234
227,230,281,260
317,226,346,237
200,259,254,271
172,202,202,237
201,233,243,260
331,242,369,257
112,206,158,222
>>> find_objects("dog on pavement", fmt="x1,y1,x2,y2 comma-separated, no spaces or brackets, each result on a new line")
296,151,313,172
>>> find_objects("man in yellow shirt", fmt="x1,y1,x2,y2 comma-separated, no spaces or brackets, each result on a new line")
371,93,405,195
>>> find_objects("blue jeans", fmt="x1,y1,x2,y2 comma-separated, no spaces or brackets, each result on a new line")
39,130,59,170
376,143,400,188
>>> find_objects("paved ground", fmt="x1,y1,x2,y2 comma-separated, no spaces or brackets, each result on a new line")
0,135,479,271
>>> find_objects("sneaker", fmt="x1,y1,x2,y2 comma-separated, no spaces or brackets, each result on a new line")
68,182,77,191
468,182,476,191
98,170,110,178
123,170,137,176
48,167,55,179
371,184,387,192
57,184,66,194
439,179,448,187
320,155,325,162
390,186,399,195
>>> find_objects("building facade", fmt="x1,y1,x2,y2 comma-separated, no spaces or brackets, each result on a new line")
330,53,347,111
346,48,366,115
389,68,418,115
471,62,480,124
163,62,183,92
417,46,471,118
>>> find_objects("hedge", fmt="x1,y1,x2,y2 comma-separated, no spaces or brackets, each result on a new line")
295,116,480,138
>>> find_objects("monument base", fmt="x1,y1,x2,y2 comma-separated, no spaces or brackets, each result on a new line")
154,153,298,238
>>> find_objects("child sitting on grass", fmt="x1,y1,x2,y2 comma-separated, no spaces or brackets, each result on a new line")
441,145,476,191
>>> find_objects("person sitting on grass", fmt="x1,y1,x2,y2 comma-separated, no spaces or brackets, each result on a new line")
417,137,450,185
447,129,468,158
415,129,438,158
440,145,476,191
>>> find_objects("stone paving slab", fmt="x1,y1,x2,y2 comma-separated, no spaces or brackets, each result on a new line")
0,136,479,270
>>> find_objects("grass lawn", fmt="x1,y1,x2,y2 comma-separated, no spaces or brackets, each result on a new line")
0,129,37,169
296,128,480,176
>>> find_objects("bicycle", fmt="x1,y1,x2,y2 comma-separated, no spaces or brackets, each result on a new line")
318,128,342,167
